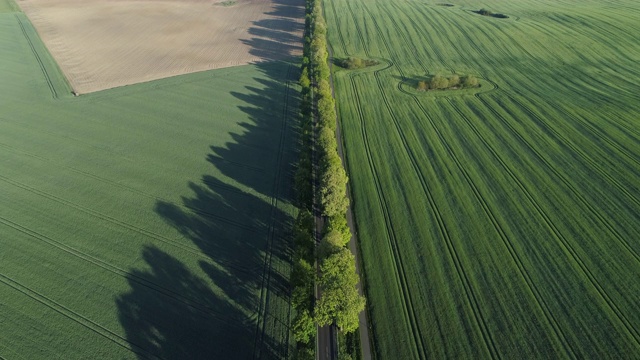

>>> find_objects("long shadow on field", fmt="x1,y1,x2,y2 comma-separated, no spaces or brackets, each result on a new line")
117,246,254,359
242,0,304,61
117,61,301,359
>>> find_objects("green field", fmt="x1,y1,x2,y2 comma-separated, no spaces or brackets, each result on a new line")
324,0,640,358
0,6,300,359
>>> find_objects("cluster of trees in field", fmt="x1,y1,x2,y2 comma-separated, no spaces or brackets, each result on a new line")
475,8,509,18
335,57,378,70
416,74,479,91
292,0,365,358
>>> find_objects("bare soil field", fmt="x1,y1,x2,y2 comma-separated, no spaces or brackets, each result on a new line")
18,0,304,93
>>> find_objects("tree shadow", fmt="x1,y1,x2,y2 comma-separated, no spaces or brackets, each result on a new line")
117,246,256,359
116,0,304,354
118,60,301,360
266,0,305,20
241,0,304,61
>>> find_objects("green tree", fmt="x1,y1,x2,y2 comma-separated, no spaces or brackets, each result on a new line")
448,74,460,88
462,75,479,88
294,156,312,209
293,211,315,261
318,126,337,153
294,345,315,360
299,67,311,89
292,309,316,344
320,162,349,217
430,74,448,89
318,230,346,259
325,214,351,245
315,248,366,333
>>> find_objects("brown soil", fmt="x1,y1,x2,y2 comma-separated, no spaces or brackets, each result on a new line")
18,0,304,93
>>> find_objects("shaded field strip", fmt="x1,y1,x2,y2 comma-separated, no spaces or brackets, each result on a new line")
0,273,156,360
0,140,256,199
347,74,422,360
207,155,267,173
438,97,640,347
14,14,58,98
0,160,260,234
0,216,249,320
0,175,261,267
360,2,501,357
472,94,640,264
252,64,293,360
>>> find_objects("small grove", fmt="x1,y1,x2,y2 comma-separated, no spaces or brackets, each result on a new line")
417,74,479,91
335,56,379,70
291,0,366,358
476,8,509,18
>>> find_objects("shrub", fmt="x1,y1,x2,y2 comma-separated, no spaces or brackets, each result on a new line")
430,74,449,90
325,215,351,245
320,165,349,217
294,156,313,208
318,126,337,153
293,210,315,261
417,80,428,91
462,75,479,88
299,67,311,88
448,74,460,88
318,230,347,259
292,309,316,344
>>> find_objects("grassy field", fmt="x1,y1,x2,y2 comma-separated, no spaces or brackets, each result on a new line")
323,0,640,358
0,5,300,359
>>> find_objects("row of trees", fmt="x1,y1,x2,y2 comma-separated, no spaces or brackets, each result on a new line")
292,0,365,358
290,4,319,359
416,74,479,91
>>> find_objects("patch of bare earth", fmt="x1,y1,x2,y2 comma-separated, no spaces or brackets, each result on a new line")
18,0,304,93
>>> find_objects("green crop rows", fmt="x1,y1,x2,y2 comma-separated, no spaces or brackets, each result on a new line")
324,0,640,358
0,6,300,359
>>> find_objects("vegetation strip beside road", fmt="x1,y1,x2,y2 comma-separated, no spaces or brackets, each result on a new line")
290,0,366,358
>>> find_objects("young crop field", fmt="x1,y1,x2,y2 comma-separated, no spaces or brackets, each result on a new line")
0,3,301,359
324,0,640,358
